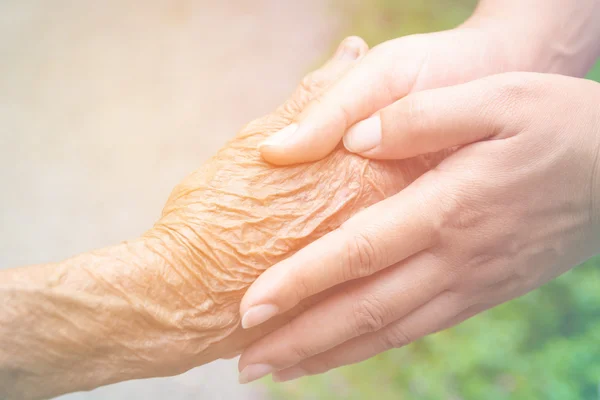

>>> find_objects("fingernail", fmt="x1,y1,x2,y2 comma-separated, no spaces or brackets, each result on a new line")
335,37,364,61
239,364,274,384
343,116,382,153
241,304,279,329
272,366,308,383
259,124,298,148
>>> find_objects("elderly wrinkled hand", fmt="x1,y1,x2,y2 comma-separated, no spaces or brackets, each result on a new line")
238,72,600,383
1,37,448,400
149,36,445,359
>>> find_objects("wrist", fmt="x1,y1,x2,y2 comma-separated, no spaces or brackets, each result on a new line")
140,228,245,353
0,237,237,399
109,233,243,370
464,1,600,77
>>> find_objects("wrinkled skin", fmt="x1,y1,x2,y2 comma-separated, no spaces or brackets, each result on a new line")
145,50,447,361
0,41,448,400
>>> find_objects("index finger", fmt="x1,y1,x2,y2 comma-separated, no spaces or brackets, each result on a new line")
259,38,425,165
239,177,439,329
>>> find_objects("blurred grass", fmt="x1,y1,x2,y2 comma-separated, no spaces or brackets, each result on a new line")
587,60,600,81
265,1,600,399
339,0,477,45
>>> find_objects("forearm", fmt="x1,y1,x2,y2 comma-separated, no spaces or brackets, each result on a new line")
0,237,236,400
467,0,600,76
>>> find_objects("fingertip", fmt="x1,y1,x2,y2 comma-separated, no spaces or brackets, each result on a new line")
258,143,302,166
239,264,285,320
348,36,370,57
238,363,274,384
241,304,279,329
343,116,382,155
258,123,306,166
258,124,299,149
333,36,369,61
259,122,338,165
259,142,331,166
260,37,370,166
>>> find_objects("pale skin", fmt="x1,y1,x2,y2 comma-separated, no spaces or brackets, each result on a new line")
3,1,600,398
1,36,452,399
238,0,600,384
1,40,388,400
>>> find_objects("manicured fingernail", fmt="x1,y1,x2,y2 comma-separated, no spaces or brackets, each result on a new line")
272,366,308,383
239,364,274,384
335,37,363,61
343,116,382,153
241,304,279,329
259,124,298,148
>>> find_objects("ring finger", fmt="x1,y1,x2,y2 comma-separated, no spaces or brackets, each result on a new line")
238,251,452,383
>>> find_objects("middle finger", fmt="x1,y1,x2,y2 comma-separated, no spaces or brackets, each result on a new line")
238,250,451,383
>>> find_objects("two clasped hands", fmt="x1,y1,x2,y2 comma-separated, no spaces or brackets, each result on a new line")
237,0,600,384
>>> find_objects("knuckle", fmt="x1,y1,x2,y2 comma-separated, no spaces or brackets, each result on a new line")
382,323,413,349
482,72,546,125
424,175,484,237
281,318,318,363
408,181,444,244
341,229,382,280
425,179,465,233
290,273,312,305
492,72,530,95
299,72,328,95
439,193,478,231
289,343,314,361
352,295,388,335
402,94,429,134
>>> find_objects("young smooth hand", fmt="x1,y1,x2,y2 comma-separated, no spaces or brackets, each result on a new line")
238,72,600,383
258,0,600,166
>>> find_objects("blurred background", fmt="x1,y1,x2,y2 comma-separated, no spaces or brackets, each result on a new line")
1,1,599,399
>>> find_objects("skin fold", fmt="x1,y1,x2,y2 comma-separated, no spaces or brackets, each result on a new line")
0,38,447,400
6,0,599,395
258,0,600,166
238,0,600,384
240,73,600,382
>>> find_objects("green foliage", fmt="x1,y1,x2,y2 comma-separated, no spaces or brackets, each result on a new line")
267,259,600,399
338,0,477,46
266,2,600,399
587,60,600,82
